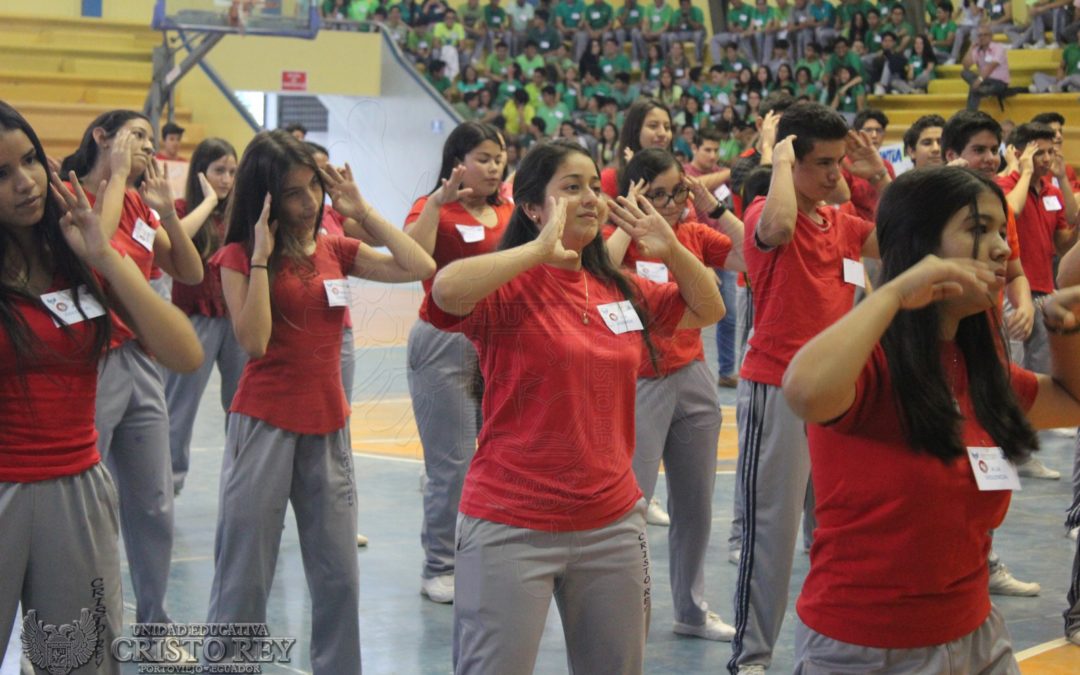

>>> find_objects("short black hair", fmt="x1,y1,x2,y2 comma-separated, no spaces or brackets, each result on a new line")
162,122,185,137
936,0,954,13
760,91,795,118
304,140,329,156
776,101,850,160
880,30,898,42
1031,111,1065,127
1007,122,1057,148
284,122,307,134
903,114,946,152
853,108,889,131
693,127,724,145
542,84,557,96
531,116,547,134
941,110,1001,158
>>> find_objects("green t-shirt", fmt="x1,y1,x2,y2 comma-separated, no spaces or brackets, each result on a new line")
433,22,465,45
483,4,508,29
827,51,864,79
643,59,663,80
457,80,486,95
1064,43,1080,75
643,3,673,32
428,73,452,93
537,102,572,134
599,54,632,80
930,20,957,44
582,81,614,99
862,27,885,54
669,5,703,31
888,20,914,40
486,53,514,79
617,4,644,27
793,82,821,100
836,83,864,112
458,2,484,27
728,3,753,29
720,57,752,74
555,0,588,29
718,138,743,164
909,54,933,79
610,85,638,108
527,26,563,52
515,53,546,77
749,6,776,31
525,82,544,107
496,80,523,104
557,82,581,109
795,57,825,83
837,1,874,26
585,1,614,28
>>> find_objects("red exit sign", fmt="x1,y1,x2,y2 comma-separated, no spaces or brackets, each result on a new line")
281,70,307,91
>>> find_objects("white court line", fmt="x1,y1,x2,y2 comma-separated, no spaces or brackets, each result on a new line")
1015,637,1069,661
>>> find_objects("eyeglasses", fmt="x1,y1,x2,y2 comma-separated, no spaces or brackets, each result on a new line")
646,185,691,207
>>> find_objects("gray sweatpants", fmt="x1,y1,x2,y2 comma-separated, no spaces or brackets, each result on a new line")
1066,493,1080,638
95,340,174,624
406,319,482,579
206,414,360,674
794,607,1019,674
0,464,123,675
342,326,355,405
728,380,810,673
631,359,719,627
453,499,650,675
1006,294,1051,374
165,315,247,495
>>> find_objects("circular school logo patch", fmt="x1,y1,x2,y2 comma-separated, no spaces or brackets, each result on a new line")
978,460,989,473
56,302,68,312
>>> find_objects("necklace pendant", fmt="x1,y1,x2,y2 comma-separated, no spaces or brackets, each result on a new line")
582,313,589,324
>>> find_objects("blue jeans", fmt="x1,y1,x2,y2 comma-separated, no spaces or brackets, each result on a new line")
715,269,737,377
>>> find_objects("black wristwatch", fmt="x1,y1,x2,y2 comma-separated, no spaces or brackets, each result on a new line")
708,202,728,219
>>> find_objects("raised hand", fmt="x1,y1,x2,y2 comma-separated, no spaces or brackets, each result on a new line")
1043,286,1080,332
197,172,220,209
319,162,366,220
759,110,780,150
885,255,994,311
138,157,175,216
608,187,679,261
251,194,277,264
684,174,718,216
50,171,111,268
108,127,138,181
1017,142,1037,176
772,134,797,169
1004,302,1035,341
533,196,578,263
844,130,886,179
433,164,474,206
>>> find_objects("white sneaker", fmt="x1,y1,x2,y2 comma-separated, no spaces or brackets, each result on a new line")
728,549,741,565
737,666,766,675
1035,40,1048,48
1049,427,1077,438
873,83,886,96
1069,527,1078,541
356,534,369,547
945,58,956,66
1068,629,1080,646
1016,456,1061,480
420,574,455,603
988,566,1041,596
646,497,671,526
674,611,736,641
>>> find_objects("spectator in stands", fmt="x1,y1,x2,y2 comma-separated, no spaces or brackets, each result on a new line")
986,0,1028,49
382,5,412,46
930,1,957,63
597,121,620,165
890,33,937,94
795,40,825,86
665,40,693,84
807,0,838,50
516,39,546,77
1032,37,1080,92
642,41,665,89
768,0,796,57
960,24,1010,111
766,39,794,77
643,0,675,56
615,0,647,64
506,0,534,53
157,122,186,162
882,3,914,52
827,65,865,122
711,0,754,66
502,87,536,135
845,10,870,48
793,64,821,99
432,9,468,75
485,40,514,81
583,0,617,57
527,10,562,56
1026,0,1070,48
903,114,946,169
790,0,816,59
459,0,487,63
421,0,451,26
721,41,754,76
948,0,984,65
611,70,639,107
479,0,511,58
666,0,706,63
598,36,630,81
869,31,907,94
285,122,307,140
825,36,864,80
537,84,572,134
745,0,776,65
554,0,590,61
657,67,684,108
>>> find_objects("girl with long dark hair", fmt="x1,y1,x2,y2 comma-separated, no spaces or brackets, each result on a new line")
206,129,434,672
783,166,1080,671
164,138,243,496
61,109,204,624
430,139,723,674
600,98,673,197
403,120,512,604
0,100,201,673
606,148,745,643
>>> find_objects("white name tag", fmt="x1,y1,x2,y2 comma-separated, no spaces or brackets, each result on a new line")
41,286,107,326
843,258,866,287
984,55,995,64
993,3,1002,12
967,447,1022,491
733,62,743,71
635,260,669,283
571,12,580,20
323,279,350,307
603,63,613,72
753,19,764,26
597,300,644,334
540,40,551,49
132,217,157,252
778,30,789,39
714,183,732,202
455,224,487,243
1043,195,1063,211
1052,176,1061,188
591,11,601,19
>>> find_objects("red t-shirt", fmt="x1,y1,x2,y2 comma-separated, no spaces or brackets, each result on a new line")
171,198,228,318
404,195,513,322
0,276,107,482
740,196,875,387
426,264,686,531
600,166,619,198
606,221,732,377
82,188,161,349
318,207,353,330
996,172,1069,294
212,236,362,434
841,159,896,223
798,342,1039,648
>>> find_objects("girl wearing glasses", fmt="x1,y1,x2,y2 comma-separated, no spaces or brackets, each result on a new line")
605,148,746,642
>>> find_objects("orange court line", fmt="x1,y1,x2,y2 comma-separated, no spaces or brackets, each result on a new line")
351,400,739,467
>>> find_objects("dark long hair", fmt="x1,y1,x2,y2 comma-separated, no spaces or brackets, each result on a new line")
224,130,323,273
431,121,505,206
185,138,237,261
616,99,672,175
500,140,659,367
0,100,111,379
618,147,682,198
876,167,1038,462
60,109,150,177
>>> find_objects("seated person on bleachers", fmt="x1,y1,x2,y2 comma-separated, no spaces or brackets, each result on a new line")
767,38,794,77
382,5,413,47
930,1,958,63
747,0,779,65
496,62,526,103
421,0,452,26
502,87,536,134
536,85,572,135
1032,36,1080,92
643,0,675,56
486,40,515,81
720,41,754,75
615,0,647,63
860,9,885,61
986,0,1028,49
583,0,617,56
525,67,551,107
549,43,578,74
807,0,839,53
711,0,754,65
480,0,511,57
959,23,1010,111
610,72,640,108
869,31,909,94
767,0,797,58
883,3,914,52
1026,0,1071,48
795,40,827,86
665,40,693,83
793,65,821,99
826,36,865,81
432,9,468,70
703,65,735,108
642,42,665,88
665,0,705,63
516,39,547,77
426,58,453,92
599,36,632,80
826,65,865,121
554,0,592,61
947,0,983,65
526,10,563,56
892,33,938,94
506,0,535,54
